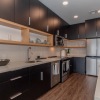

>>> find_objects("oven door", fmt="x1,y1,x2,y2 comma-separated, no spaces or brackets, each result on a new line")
62,60,70,76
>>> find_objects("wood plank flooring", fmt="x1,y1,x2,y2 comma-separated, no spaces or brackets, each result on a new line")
38,73,97,100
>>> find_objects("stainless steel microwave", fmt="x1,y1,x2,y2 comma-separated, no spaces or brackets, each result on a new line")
55,35,64,46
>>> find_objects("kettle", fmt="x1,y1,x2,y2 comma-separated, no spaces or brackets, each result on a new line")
60,49,67,58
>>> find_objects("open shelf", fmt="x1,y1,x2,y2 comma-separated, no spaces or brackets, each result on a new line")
0,18,53,47
63,39,86,48
63,46,86,48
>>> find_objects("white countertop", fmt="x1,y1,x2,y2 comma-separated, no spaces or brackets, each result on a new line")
0,57,61,74
95,68,100,100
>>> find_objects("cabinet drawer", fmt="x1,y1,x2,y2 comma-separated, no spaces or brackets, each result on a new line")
11,68,29,78
0,72,12,83
10,75,29,96
0,82,11,100
10,90,33,100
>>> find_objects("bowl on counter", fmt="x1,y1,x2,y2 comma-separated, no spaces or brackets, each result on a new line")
0,59,10,66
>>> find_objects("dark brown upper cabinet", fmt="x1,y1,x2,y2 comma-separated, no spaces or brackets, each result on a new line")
53,15,61,35
39,2,48,32
97,18,100,37
68,23,86,40
30,0,41,30
78,23,86,39
30,0,48,32
0,0,14,21
15,0,30,26
67,24,79,40
59,20,68,37
47,9,55,34
85,19,97,38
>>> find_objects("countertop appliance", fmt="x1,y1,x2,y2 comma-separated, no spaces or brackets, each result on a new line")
55,35,64,46
86,39,100,76
60,58,70,82
60,49,67,58
51,61,60,88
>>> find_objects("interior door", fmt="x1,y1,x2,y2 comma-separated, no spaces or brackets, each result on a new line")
86,57,97,76
87,39,96,56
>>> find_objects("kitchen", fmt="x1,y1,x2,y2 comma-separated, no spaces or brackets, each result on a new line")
0,0,99,100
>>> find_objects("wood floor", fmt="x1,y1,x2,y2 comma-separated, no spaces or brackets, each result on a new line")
38,73,97,100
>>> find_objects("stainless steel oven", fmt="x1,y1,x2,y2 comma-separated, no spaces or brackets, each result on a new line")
60,59,70,82
51,61,60,88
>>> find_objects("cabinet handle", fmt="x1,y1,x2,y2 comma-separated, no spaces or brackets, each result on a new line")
78,34,79,38
96,32,98,37
65,34,67,38
57,30,59,35
40,72,43,81
10,76,22,81
29,17,31,25
10,92,22,100
47,25,49,32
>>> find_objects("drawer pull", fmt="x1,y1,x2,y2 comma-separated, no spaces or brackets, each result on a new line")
10,76,22,81
40,72,43,81
10,92,22,100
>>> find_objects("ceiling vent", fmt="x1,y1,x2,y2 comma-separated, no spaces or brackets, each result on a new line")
89,10,97,14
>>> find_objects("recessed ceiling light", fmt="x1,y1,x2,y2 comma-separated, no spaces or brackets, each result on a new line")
74,15,78,19
98,10,100,13
63,1,69,5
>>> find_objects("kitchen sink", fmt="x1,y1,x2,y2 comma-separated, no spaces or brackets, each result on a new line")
26,61,35,63
26,60,42,63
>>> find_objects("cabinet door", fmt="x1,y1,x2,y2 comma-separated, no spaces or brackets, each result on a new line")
30,0,40,30
15,0,30,26
47,9,55,34
53,15,61,35
74,57,86,74
0,82,11,100
30,0,48,32
85,19,97,38
29,66,42,99
40,63,51,93
29,63,51,99
59,20,68,37
0,0,14,21
78,23,86,39
39,2,48,32
97,18,100,37
68,25,79,40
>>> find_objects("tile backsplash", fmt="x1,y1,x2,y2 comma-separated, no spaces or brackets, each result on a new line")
0,44,86,62
0,44,61,62
67,48,86,57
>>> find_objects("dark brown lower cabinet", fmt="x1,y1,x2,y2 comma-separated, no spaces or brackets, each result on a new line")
10,75,29,99
29,63,51,99
70,57,86,74
10,90,33,100
0,63,51,100
0,81,11,100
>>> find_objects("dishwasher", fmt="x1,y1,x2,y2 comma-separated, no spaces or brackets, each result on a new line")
51,61,60,88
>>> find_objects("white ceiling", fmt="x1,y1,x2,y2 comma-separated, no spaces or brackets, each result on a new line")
39,0,100,25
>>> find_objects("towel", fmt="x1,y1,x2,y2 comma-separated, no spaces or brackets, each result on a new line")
53,63,59,75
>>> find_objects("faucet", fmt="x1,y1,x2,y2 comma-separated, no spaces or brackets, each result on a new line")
27,47,32,61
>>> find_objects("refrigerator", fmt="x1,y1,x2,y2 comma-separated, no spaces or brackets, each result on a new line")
86,39,100,76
